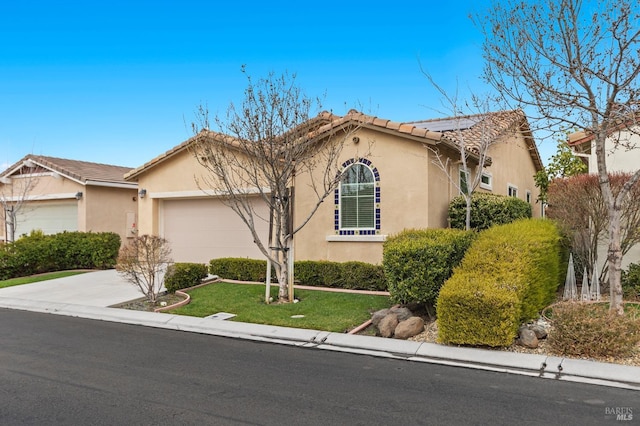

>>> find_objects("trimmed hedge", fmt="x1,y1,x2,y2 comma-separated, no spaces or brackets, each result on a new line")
436,219,561,347
295,260,386,291
165,262,209,293
209,258,275,282
449,193,532,231
209,257,386,291
383,228,475,305
0,231,121,280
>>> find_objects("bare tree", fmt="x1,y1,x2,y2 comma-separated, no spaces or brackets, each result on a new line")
478,0,640,314
422,75,519,230
0,160,40,242
190,70,362,303
116,235,173,304
547,173,640,286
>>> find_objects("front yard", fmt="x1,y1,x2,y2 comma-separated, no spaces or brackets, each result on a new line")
169,282,391,333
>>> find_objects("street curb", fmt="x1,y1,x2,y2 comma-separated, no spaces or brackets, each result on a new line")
1,297,639,391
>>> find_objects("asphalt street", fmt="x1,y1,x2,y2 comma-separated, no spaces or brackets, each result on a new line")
0,308,636,425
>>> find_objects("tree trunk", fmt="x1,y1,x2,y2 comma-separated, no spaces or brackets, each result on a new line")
596,131,624,315
276,223,291,302
465,195,472,231
277,254,290,302
607,208,625,315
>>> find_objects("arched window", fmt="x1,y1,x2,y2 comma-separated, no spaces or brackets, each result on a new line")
334,159,380,235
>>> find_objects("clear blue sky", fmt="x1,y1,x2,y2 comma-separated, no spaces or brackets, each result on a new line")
0,0,555,171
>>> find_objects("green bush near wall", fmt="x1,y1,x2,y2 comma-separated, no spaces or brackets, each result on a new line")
0,231,121,280
165,263,209,293
209,258,276,282
382,228,475,305
209,258,387,291
436,219,561,347
448,193,532,231
295,260,386,291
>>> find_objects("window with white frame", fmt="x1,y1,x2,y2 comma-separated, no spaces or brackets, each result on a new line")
340,163,375,230
480,172,492,190
508,184,518,198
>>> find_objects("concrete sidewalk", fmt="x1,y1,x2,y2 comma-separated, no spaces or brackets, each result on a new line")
0,270,639,391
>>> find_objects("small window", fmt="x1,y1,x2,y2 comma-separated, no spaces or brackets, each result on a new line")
480,172,492,190
526,190,532,203
508,184,518,198
459,167,470,195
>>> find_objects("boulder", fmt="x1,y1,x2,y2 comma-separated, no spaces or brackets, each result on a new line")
529,324,548,340
519,328,539,348
371,309,391,327
378,314,399,338
394,317,425,339
389,306,413,322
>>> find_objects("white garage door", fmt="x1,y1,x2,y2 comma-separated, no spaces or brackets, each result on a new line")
161,197,270,263
15,201,78,237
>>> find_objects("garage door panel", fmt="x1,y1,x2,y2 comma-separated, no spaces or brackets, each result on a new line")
162,198,269,263
15,202,78,236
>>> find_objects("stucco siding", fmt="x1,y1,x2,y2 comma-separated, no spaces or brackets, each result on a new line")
294,128,433,264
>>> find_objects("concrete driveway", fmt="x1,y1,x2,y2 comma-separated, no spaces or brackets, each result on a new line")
0,269,143,307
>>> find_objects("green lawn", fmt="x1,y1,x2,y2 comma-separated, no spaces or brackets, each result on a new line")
0,271,89,289
171,282,391,332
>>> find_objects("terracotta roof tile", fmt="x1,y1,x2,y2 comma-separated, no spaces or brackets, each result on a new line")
124,108,543,179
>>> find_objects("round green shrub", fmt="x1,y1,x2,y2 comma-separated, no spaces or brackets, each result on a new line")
449,193,532,230
165,263,209,293
383,228,475,305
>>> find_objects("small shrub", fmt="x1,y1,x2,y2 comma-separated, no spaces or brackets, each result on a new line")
622,263,640,300
165,263,209,293
116,235,172,304
383,228,475,305
548,302,640,358
448,193,532,231
437,272,522,347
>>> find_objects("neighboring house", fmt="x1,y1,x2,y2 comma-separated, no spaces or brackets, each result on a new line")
569,126,640,174
0,155,138,244
569,126,640,267
126,109,543,265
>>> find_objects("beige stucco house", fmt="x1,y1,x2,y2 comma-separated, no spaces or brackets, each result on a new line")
125,109,543,265
0,155,138,243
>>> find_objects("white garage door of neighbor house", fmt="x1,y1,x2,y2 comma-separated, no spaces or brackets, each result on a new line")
162,198,270,263
15,201,78,237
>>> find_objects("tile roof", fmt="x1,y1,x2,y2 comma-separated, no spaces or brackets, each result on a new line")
1,155,134,185
124,108,543,180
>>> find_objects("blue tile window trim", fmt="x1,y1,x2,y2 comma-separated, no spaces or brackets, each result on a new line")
335,158,381,235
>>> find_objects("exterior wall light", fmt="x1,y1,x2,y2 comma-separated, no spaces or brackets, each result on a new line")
139,189,147,198
75,192,83,200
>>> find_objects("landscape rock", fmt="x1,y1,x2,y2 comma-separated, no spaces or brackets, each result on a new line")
394,317,425,339
371,309,391,327
519,328,539,348
378,314,399,338
389,306,413,322
529,324,548,340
